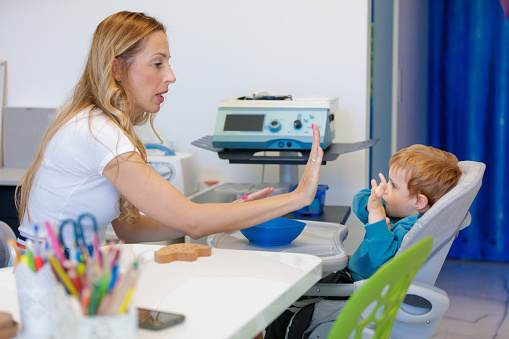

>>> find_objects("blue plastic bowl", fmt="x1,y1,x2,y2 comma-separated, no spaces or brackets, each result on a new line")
240,217,306,246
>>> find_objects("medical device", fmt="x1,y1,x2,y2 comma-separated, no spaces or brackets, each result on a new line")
191,92,376,185
212,96,337,150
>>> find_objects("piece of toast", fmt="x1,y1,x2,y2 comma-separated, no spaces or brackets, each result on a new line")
154,243,212,264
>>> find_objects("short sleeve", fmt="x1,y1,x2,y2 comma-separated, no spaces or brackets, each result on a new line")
48,110,139,176
88,117,139,174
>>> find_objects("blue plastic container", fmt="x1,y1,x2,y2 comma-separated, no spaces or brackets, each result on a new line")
292,184,329,217
240,217,306,246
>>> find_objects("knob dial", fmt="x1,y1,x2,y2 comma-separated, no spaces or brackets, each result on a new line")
269,120,282,132
294,120,302,129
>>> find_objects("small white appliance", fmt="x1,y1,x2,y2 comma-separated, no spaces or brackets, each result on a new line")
146,144,199,197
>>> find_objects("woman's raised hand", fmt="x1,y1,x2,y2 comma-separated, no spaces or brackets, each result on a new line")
292,123,323,206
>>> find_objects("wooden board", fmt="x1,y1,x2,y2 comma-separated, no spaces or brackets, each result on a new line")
154,243,212,264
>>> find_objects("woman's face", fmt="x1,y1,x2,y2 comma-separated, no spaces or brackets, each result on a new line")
118,30,176,119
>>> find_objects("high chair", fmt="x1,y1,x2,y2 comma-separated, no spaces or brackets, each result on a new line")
327,236,433,339
302,161,485,339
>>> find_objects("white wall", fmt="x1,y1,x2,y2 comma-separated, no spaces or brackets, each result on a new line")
0,0,371,207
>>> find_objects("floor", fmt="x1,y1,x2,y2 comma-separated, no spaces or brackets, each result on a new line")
432,259,509,339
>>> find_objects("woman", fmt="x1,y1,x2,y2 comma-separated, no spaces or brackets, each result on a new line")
16,11,323,247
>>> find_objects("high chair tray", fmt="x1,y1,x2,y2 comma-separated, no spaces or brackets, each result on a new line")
207,221,349,274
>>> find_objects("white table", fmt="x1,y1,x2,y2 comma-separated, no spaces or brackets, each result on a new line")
0,244,322,339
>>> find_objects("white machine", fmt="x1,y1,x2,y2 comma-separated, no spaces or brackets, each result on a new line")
146,144,199,197
212,96,337,151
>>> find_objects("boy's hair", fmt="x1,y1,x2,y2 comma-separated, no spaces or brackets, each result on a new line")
389,144,462,207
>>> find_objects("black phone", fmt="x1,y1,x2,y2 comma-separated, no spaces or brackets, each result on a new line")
138,307,185,330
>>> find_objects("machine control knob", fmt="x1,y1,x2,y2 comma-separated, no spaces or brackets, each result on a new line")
293,120,302,129
269,120,282,132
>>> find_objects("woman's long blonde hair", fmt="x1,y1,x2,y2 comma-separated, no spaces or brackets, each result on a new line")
16,11,165,225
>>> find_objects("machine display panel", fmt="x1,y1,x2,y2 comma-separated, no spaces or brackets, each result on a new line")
224,114,264,132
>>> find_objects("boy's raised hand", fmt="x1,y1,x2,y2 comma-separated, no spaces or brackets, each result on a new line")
367,173,387,225
371,173,387,200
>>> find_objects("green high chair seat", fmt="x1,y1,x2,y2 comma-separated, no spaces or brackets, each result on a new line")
328,236,433,339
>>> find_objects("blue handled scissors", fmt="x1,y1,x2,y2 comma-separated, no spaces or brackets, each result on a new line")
59,213,98,259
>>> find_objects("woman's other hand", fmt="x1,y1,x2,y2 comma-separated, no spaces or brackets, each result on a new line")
233,187,275,203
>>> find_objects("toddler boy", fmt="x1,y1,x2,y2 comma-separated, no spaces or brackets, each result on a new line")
264,144,463,339
347,144,462,281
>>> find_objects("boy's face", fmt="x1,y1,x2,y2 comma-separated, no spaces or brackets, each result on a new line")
383,166,420,218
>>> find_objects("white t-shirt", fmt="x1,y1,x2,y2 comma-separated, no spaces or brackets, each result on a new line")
19,106,138,245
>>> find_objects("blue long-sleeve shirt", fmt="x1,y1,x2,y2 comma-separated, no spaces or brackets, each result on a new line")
347,189,421,281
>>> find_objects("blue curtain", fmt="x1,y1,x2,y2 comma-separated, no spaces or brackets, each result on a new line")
429,0,509,261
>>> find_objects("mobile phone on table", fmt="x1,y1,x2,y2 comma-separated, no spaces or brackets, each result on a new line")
138,307,185,330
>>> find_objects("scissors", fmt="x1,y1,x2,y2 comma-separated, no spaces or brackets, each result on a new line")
59,213,98,260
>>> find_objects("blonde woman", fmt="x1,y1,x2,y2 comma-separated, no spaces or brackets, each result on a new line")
16,11,323,248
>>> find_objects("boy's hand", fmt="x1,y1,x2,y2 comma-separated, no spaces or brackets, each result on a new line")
367,173,387,225
386,217,391,231
368,173,387,210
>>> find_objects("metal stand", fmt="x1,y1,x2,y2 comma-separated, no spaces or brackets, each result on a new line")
191,136,378,185
279,152,299,184
191,136,378,165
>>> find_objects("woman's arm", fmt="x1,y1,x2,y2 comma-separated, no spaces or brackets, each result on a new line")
104,124,323,242
111,210,186,243
111,187,275,243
